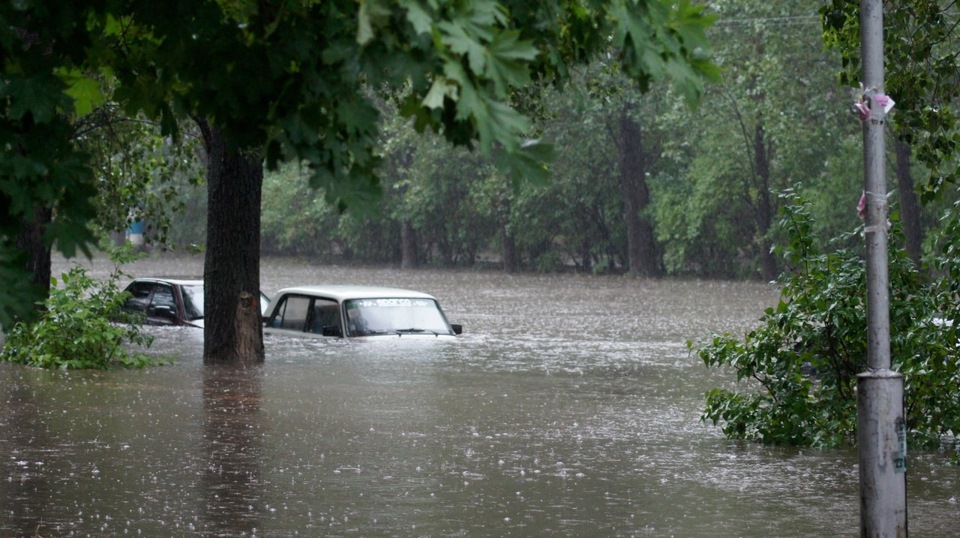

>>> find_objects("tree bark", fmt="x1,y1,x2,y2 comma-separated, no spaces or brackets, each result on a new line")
16,205,53,311
197,119,264,365
618,107,661,277
400,219,418,269
498,197,520,273
894,138,923,267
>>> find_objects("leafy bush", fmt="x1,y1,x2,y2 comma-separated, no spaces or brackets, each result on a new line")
694,191,960,450
1,250,161,369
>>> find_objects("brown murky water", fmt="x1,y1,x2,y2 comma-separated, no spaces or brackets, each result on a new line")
1,254,957,536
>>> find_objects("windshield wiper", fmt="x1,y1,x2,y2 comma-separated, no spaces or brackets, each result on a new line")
356,328,442,336
395,328,440,336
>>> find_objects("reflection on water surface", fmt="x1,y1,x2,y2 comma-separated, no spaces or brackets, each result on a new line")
1,255,958,536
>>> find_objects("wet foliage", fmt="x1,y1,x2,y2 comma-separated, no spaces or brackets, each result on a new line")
1,246,160,369
695,192,960,450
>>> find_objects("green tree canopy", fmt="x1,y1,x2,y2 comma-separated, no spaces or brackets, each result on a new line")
0,0,718,327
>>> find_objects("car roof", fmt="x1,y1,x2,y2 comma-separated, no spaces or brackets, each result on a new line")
130,277,204,286
272,285,438,302
129,278,270,301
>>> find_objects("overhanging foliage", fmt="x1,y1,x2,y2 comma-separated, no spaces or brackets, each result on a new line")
0,0,719,326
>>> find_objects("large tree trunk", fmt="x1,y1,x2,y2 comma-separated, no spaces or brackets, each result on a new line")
753,121,777,281
894,138,923,267
197,119,264,365
618,108,661,277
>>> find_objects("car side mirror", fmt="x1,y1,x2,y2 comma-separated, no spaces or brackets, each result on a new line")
321,325,343,337
451,324,463,335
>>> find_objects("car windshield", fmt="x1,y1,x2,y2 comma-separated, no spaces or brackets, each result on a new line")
181,285,204,321
343,298,451,336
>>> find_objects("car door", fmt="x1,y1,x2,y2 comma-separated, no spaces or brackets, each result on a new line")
307,298,341,336
265,294,312,334
121,281,179,325
145,283,179,325
266,294,343,337
122,281,155,320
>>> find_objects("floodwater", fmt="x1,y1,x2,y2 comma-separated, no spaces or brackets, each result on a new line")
2,255,958,537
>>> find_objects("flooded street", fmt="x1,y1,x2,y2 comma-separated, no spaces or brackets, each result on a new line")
2,254,959,536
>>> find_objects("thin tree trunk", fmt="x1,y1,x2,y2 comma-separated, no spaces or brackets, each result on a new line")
499,198,519,273
618,107,661,277
894,138,923,267
197,119,264,365
579,236,592,272
400,219,418,269
753,122,777,281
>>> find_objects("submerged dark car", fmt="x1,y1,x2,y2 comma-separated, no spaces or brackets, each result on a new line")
121,278,270,328
264,285,462,339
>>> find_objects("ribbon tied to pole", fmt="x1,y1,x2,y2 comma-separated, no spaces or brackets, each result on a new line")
852,83,895,124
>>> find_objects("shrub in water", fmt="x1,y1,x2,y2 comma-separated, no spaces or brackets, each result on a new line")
1,252,160,369
695,191,960,451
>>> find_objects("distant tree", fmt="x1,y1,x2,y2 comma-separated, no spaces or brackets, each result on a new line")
261,164,339,257
408,143,496,268
511,65,646,274
656,0,848,278
893,138,923,266
616,103,661,277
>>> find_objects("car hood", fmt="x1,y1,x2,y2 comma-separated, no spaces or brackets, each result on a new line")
353,332,457,340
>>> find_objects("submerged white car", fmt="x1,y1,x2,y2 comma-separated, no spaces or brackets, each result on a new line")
263,285,462,338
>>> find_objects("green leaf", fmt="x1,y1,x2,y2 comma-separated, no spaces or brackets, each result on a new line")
58,68,106,117
422,77,458,110
438,20,487,75
485,30,538,97
357,0,391,45
357,0,374,45
404,1,433,35
3,74,70,122
495,139,554,186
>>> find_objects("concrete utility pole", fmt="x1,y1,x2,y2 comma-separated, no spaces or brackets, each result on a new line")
857,0,907,535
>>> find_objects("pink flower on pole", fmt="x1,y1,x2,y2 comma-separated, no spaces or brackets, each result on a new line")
857,191,867,220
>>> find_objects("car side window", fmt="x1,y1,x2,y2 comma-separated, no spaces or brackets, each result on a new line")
124,282,155,313
308,299,340,334
271,295,311,331
149,284,177,319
